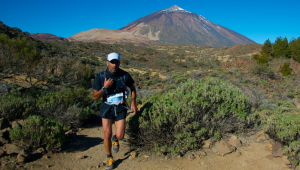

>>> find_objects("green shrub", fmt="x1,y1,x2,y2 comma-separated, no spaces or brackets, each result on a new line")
287,89,295,98
260,80,269,87
259,99,296,114
227,68,240,75
174,77,185,84
127,77,259,155
0,91,37,120
256,52,269,66
36,87,92,127
137,56,146,61
0,86,93,127
262,112,300,166
280,62,293,76
163,85,175,90
210,71,220,77
251,65,275,79
10,115,66,152
121,58,129,66
37,87,91,110
252,54,260,60
295,87,300,99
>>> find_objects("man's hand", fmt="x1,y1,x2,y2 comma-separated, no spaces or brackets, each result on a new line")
103,78,114,88
131,102,138,115
129,84,137,115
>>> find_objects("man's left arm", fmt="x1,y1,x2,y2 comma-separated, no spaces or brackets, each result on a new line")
130,84,137,115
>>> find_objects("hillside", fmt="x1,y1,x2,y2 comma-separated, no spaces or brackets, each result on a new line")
1,22,300,170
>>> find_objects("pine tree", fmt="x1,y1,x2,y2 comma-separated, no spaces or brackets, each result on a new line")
273,37,283,58
283,37,291,58
261,39,273,58
290,37,300,62
273,37,291,58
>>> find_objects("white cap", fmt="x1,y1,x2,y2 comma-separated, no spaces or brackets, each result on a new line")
107,52,120,61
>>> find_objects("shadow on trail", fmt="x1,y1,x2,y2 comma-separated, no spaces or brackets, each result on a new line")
113,148,135,168
61,117,104,153
82,114,103,128
114,155,130,169
61,135,103,153
27,153,43,163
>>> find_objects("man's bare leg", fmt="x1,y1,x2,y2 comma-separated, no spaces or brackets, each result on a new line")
111,119,125,153
102,118,113,155
114,119,126,140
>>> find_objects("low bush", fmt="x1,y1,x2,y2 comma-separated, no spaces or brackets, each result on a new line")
163,84,175,90
0,90,37,120
260,80,269,87
287,89,295,98
239,85,266,109
37,87,93,127
127,77,260,155
0,86,93,128
251,64,275,79
295,87,300,99
10,115,66,152
260,99,296,115
137,56,146,61
262,110,300,167
256,53,269,66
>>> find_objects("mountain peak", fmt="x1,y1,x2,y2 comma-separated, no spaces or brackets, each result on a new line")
170,5,181,10
160,5,190,13
69,5,255,46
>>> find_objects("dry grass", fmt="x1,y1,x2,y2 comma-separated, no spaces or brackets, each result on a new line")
221,58,256,71
122,67,167,80
223,44,262,57
3,75,42,86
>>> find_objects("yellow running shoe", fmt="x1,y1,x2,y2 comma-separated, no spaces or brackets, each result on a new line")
106,157,113,170
112,135,119,153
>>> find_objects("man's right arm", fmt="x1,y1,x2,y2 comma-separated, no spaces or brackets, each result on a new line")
93,74,103,100
93,77,114,100
93,89,106,100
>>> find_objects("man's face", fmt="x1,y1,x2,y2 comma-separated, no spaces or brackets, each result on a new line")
106,59,120,74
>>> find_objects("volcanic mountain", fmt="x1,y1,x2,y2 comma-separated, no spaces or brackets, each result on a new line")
68,5,255,47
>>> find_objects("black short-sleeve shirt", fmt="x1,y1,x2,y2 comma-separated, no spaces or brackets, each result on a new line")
93,68,135,95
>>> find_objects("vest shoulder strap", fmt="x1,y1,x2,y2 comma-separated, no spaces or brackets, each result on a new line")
100,70,106,87
100,70,107,102
120,74,126,87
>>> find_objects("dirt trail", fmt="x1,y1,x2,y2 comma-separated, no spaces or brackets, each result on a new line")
24,120,292,170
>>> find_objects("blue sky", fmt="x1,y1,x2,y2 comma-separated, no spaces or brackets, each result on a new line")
1,0,299,44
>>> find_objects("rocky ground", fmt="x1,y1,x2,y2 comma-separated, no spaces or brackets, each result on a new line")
0,117,298,170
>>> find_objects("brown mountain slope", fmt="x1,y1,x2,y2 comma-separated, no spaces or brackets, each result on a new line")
68,5,255,47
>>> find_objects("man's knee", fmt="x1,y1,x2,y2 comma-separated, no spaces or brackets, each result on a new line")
116,133,124,140
103,130,112,139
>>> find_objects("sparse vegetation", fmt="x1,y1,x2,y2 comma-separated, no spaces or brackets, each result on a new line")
1,21,300,166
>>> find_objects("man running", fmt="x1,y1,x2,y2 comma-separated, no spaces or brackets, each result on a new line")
93,52,137,169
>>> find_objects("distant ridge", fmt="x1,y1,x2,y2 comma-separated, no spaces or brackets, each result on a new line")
68,5,255,47
31,33,69,42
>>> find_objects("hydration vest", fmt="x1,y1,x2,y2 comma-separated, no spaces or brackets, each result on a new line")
88,70,129,113
99,70,129,103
